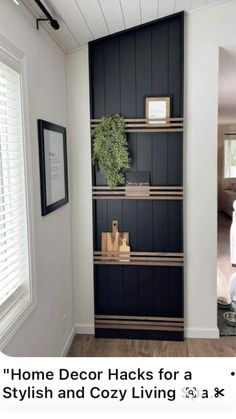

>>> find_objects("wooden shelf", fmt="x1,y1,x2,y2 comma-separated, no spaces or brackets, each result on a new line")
93,251,184,267
95,315,184,332
91,118,184,133
92,186,183,200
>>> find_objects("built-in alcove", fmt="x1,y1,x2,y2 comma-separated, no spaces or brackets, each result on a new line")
89,12,184,340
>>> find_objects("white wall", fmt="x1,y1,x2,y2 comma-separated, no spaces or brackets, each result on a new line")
66,48,94,334
1,0,74,356
184,0,236,337
68,0,236,338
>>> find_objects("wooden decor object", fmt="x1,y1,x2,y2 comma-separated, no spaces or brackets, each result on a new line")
125,185,150,197
119,239,130,262
95,315,184,332
91,117,184,133
101,220,129,255
94,251,183,267
93,186,183,200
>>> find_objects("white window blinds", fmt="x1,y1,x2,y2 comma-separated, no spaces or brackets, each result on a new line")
0,59,30,316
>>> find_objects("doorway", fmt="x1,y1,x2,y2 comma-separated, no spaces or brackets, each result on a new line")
217,47,236,335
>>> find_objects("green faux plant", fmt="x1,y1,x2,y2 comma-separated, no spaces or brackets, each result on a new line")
92,114,130,188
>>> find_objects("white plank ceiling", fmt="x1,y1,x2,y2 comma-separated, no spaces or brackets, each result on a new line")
19,0,229,53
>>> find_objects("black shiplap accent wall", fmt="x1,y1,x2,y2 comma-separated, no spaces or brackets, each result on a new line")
89,12,184,341
90,14,183,118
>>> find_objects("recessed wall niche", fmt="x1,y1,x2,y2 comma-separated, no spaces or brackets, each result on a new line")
89,12,184,341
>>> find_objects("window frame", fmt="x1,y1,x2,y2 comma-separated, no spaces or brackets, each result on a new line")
224,133,236,179
0,35,37,350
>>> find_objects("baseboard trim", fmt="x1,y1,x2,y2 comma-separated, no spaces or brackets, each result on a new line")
75,323,94,334
60,326,75,357
72,323,219,339
185,327,219,339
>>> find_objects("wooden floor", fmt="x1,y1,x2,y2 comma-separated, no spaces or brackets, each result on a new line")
68,212,236,357
68,334,236,357
217,211,235,298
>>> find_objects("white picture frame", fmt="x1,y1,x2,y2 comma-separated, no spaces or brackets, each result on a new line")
145,97,170,124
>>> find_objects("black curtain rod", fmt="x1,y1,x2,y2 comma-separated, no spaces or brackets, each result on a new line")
34,0,60,30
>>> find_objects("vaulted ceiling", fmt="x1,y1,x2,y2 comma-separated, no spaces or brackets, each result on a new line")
20,0,228,53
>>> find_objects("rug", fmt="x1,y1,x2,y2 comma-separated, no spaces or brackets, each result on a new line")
218,301,236,336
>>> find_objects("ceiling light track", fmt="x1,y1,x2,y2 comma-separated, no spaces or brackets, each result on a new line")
34,0,60,30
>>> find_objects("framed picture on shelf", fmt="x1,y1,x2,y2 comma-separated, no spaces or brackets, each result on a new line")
145,97,170,124
38,119,69,216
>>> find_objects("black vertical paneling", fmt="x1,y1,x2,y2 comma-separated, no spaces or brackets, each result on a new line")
104,38,120,114
168,268,183,317
138,267,154,315
168,17,182,117
90,42,107,186
135,27,152,117
108,266,123,314
135,24,153,257
153,267,169,316
138,201,153,251
168,133,183,185
95,266,109,314
90,42,105,118
151,21,169,95
153,201,169,252
122,204,138,314
168,201,183,252
120,32,137,174
152,134,168,185
90,12,184,341
123,266,138,315
137,135,152,172
120,32,136,117
135,26,153,258
96,200,107,249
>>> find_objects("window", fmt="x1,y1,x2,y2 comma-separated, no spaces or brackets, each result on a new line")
0,41,35,348
224,134,236,178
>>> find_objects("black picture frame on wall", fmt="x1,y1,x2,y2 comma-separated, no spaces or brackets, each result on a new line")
38,119,69,216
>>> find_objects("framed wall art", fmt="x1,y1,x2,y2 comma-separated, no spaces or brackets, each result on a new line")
145,97,170,124
38,119,69,216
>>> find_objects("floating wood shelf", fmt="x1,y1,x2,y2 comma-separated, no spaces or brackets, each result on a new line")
95,315,184,332
92,186,183,200
93,251,184,267
90,118,184,133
